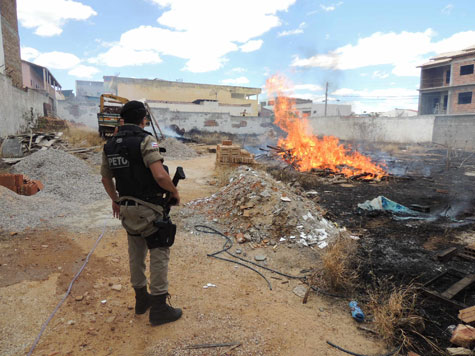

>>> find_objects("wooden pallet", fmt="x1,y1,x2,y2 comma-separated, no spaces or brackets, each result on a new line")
422,269,475,308
459,243,475,261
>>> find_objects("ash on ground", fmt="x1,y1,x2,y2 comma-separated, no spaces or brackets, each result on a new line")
182,166,344,247
1,149,107,232
160,137,198,160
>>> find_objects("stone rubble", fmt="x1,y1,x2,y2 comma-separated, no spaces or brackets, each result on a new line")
182,166,343,247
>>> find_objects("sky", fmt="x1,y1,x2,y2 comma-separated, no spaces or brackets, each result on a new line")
16,0,475,113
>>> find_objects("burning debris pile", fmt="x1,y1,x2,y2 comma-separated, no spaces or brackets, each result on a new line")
265,75,387,180
184,166,343,247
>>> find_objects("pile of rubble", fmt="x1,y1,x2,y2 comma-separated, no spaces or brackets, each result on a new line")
184,166,342,247
160,137,198,160
0,149,106,232
0,132,65,161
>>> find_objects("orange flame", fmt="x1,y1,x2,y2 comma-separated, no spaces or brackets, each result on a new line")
266,74,386,179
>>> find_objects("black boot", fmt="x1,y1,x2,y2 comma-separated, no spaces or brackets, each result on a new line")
133,286,151,315
149,293,182,326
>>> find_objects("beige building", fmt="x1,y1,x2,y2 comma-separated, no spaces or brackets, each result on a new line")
103,76,261,116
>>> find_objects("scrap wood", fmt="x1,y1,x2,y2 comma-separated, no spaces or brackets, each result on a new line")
459,305,475,323
185,342,241,350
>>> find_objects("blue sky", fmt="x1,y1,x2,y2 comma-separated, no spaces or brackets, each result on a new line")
17,0,475,113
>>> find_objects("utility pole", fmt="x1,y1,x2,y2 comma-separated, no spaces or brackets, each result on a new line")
324,82,328,117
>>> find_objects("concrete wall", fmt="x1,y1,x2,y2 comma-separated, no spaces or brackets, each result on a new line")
56,98,273,135
149,100,251,116
433,114,475,149
57,98,99,127
0,73,51,136
150,108,272,135
308,115,436,143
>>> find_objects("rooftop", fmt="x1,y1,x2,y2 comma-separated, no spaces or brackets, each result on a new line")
419,45,475,68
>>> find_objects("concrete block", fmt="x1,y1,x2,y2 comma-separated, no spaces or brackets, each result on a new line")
0,137,23,158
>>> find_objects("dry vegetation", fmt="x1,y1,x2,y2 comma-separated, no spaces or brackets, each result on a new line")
63,126,104,148
367,282,431,354
186,130,235,145
313,235,359,292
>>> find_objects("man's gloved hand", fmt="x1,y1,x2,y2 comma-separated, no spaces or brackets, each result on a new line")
170,191,180,206
112,201,120,218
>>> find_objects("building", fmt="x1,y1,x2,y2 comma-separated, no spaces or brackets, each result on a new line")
0,0,22,88
76,80,104,99
260,97,352,117
21,60,61,115
418,45,475,115
103,76,262,116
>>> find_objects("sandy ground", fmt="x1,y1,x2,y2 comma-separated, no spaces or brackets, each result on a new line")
0,154,387,356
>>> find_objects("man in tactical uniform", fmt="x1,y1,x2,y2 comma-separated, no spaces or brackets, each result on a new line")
100,100,182,326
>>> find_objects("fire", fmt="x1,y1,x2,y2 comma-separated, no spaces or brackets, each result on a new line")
266,74,386,179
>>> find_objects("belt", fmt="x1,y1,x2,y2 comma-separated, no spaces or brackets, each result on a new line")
119,199,138,206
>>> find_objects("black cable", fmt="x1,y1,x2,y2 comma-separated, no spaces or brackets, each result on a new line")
326,341,399,356
195,225,273,290
194,225,351,298
195,225,304,279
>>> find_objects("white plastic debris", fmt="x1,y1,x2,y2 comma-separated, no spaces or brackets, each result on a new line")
279,237,286,242
203,283,217,289
317,241,328,249
289,235,296,239
280,196,291,202
101,299,107,304
350,235,360,240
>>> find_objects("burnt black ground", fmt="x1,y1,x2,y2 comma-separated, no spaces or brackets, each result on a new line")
265,143,475,355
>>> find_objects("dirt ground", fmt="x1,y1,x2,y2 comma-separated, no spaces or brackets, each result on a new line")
0,154,386,356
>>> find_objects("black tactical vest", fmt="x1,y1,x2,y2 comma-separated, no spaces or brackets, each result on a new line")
104,125,166,203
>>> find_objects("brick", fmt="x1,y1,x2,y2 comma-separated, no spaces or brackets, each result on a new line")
204,120,218,127
450,324,475,348
222,140,232,146
0,174,16,187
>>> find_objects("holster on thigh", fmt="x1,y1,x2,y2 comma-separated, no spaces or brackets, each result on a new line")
144,219,176,249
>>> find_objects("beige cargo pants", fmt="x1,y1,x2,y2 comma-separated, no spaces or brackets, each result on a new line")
119,202,169,295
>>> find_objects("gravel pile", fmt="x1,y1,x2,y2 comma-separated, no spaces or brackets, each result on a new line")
160,138,198,160
182,166,344,247
0,149,107,232
12,149,106,204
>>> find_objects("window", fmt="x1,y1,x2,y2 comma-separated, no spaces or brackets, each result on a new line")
460,64,474,75
458,92,472,104
231,93,245,99
445,70,450,84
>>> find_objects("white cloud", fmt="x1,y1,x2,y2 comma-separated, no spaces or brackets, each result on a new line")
68,65,100,79
320,2,343,12
89,45,162,68
17,0,97,37
221,76,250,85
442,4,454,14
34,51,81,70
294,84,323,92
21,47,99,81
278,22,306,37
332,87,419,113
372,70,389,79
21,47,40,62
240,40,263,53
91,0,296,71
291,29,475,77
231,67,247,73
